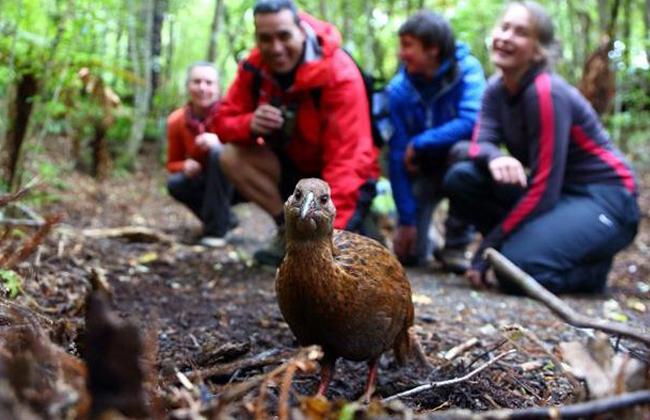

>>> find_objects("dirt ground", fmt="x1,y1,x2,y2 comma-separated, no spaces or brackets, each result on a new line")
4,146,650,418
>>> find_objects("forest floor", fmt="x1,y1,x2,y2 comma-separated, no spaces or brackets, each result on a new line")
3,145,650,418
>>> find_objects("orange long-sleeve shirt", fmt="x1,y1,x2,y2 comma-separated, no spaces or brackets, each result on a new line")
166,103,220,173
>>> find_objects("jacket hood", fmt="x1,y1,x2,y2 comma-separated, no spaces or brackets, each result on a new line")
298,12,341,58
389,41,475,100
242,12,341,91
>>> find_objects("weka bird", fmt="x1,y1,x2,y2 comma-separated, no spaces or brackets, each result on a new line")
276,178,425,401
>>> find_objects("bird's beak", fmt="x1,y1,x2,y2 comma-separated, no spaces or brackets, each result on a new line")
300,192,314,219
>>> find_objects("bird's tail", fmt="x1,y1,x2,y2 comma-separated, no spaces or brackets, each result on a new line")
408,326,434,370
394,326,433,370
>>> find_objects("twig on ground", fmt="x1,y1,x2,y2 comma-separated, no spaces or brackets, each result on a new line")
465,339,508,370
421,389,650,419
382,349,516,402
81,226,175,244
500,324,583,396
444,337,479,361
485,248,650,347
0,218,46,227
209,346,322,416
0,177,39,208
278,362,299,420
0,214,62,268
180,348,291,382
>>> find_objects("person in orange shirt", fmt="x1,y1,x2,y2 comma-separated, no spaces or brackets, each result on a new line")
166,62,235,246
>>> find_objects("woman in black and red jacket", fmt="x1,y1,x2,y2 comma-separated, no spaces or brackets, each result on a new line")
444,1,639,294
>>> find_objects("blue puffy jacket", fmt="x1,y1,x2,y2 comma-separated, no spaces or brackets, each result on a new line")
387,42,486,226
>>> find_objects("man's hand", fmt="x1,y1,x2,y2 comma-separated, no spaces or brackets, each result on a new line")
183,159,202,178
250,104,284,136
195,132,222,152
488,156,527,187
393,225,417,263
403,143,419,174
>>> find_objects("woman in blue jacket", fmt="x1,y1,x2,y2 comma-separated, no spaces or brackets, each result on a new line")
387,10,486,271
444,1,639,293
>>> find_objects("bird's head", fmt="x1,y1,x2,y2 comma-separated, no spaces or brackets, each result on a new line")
284,178,336,239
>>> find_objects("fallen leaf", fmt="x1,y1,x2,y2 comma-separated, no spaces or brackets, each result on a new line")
412,293,432,305
137,251,158,264
626,298,646,313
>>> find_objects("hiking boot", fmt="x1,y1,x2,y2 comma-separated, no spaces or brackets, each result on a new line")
434,247,471,274
254,226,286,267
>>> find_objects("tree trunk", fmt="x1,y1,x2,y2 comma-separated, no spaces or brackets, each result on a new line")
646,0,650,64
598,0,609,32
364,0,375,71
150,0,166,107
318,0,328,20
207,0,224,62
221,4,246,65
126,0,154,168
341,0,351,42
165,14,175,83
4,74,38,190
622,0,631,68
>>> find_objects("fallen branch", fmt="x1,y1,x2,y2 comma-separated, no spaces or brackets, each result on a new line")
210,346,321,410
421,389,650,419
0,177,39,208
81,226,175,244
179,348,292,382
0,213,62,268
382,349,516,402
0,218,46,227
500,324,582,396
485,248,650,347
443,337,480,361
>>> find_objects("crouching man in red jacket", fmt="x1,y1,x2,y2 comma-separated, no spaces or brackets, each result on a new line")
212,0,379,266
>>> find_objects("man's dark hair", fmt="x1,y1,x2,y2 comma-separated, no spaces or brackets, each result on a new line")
398,10,456,62
253,0,300,24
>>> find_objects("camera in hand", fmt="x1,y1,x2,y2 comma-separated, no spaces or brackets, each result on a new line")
266,98,297,150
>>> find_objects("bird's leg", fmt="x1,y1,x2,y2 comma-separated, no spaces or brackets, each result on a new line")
361,357,379,403
316,355,336,397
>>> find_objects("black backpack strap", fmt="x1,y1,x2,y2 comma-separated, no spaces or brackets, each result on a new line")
310,89,322,109
242,60,263,106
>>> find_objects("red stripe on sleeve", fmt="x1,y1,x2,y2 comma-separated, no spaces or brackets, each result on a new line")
502,74,555,233
468,120,480,157
571,125,636,193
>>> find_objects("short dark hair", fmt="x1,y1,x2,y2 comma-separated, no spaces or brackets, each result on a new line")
398,10,456,62
253,0,299,23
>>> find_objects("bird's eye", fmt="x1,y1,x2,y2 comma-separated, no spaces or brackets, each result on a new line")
294,190,302,200
319,194,329,204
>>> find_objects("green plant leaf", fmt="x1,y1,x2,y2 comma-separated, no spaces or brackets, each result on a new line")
0,269,23,298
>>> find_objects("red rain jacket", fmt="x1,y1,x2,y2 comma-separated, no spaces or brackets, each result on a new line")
212,12,379,228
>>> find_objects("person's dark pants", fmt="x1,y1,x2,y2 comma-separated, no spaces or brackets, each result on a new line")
443,161,640,294
167,147,235,237
412,172,475,265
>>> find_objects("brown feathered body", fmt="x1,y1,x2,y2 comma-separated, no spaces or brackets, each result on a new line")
276,179,415,366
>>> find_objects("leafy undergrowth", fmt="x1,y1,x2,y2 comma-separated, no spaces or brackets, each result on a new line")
1,152,649,418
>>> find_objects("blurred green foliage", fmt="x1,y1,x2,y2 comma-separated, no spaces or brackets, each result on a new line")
0,0,648,191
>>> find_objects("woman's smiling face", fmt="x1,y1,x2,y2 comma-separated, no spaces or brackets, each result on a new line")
490,4,542,75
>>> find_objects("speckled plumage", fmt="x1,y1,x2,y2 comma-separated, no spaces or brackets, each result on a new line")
275,178,417,398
